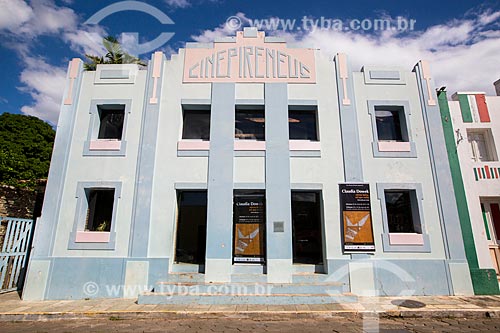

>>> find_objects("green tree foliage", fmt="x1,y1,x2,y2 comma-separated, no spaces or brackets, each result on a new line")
0,113,55,189
84,36,146,71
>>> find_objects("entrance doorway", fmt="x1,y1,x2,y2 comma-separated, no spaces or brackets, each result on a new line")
292,191,323,264
233,191,266,264
174,191,207,265
481,199,500,275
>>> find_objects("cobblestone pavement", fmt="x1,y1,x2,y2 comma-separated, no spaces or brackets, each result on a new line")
1,317,500,333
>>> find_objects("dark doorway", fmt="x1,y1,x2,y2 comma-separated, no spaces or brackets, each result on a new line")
175,191,207,265
292,191,323,264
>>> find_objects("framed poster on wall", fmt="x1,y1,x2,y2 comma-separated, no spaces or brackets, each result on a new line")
233,192,266,263
340,183,375,252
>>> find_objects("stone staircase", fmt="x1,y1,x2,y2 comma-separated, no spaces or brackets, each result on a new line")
138,272,355,305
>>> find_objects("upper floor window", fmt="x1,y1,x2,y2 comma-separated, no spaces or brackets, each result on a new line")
235,108,265,141
182,109,211,141
84,100,131,156
97,105,125,140
374,106,406,142
289,110,318,141
368,101,416,158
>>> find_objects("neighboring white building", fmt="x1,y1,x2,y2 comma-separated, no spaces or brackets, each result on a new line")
448,84,500,275
22,28,475,302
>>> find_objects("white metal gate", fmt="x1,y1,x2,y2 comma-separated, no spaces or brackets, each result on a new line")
0,217,34,293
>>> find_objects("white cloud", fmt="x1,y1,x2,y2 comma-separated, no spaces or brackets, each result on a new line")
191,12,250,42
292,12,500,94
164,0,191,9
0,0,107,124
478,10,500,25
0,0,34,31
158,44,178,59
63,27,108,56
192,10,500,95
18,57,67,125
9,0,79,37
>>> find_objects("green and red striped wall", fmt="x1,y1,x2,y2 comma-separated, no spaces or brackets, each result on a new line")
456,93,491,123
474,165,500,181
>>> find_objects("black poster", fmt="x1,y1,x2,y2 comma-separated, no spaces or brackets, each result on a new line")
340,183,375,252
233,194,266,263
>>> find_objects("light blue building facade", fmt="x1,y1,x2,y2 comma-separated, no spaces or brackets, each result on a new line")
23,29,474,302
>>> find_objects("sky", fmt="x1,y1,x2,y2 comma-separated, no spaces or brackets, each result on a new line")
0,0,499,125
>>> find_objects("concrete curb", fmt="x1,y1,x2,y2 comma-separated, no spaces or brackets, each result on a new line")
1,309,500,321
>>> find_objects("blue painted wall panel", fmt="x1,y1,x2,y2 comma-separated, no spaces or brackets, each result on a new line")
265,83,292,260
206,83,235,260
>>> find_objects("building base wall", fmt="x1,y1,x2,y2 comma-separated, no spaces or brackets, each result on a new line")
22,257,169,300
24,257,475,300
22,259,51,301
470,268,500,295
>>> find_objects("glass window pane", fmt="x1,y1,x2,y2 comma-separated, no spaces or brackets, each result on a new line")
289,111,318,141
375,106,403,141
182,110,211,140
385,190,415,233
235,110,265,140
98,107,124,140
86,189,114,232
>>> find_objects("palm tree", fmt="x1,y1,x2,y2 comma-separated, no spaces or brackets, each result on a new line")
84,36,147,71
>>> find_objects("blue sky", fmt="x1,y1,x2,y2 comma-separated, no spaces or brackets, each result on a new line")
0,0,499,125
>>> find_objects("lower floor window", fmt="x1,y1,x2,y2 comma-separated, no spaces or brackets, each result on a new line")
377,183,429,252
85,189,115,232
384,190,421,233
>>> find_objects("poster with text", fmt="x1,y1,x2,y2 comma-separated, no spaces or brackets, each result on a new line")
340,183,375,252
233,194,266,263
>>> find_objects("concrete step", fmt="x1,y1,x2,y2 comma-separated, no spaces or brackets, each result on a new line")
170,264,203,273
292,273,331,283
154,282,345,295
230,274,267,283
162,273,336,284
293,264,325,274
138,292,357,305
164,273,205,283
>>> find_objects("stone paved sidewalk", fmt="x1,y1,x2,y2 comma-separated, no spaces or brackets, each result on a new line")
1,292,500,321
